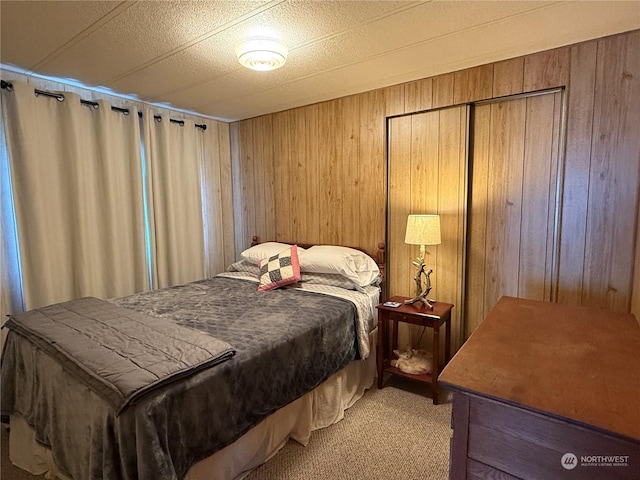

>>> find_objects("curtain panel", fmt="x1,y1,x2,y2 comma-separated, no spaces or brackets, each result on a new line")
1,82,149,310
143,107,205,289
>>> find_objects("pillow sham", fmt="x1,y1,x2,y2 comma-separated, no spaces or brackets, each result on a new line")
241,242,306,265
300,272,359,290
227,259,261,276
258,245,301,292
298,245,380,287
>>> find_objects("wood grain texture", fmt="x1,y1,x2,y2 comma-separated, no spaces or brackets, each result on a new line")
523,46,570,92
440,296,640,442
304,104,320,244
454,64,494,104
388,106,468,350
492,57,524,98
634,215,640,321
216,121,235,268
388,115,413,303
465,104,490,337
404,77,433,113
432,72,455,108
359,90,386,256
556,40,597,306
483,98,526,316
582,30,640,312
450,393,470,480
466,458,520,480
467,92,562,327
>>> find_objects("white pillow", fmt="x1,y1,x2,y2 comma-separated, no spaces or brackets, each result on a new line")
298,245,380,287
241,242,305,265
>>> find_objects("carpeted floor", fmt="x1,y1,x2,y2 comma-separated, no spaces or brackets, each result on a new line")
1,379,452,480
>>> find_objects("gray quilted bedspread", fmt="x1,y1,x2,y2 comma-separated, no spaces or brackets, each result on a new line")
3,296,236,415
1,276,359,480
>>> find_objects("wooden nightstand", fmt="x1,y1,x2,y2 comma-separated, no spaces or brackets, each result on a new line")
376,296,454,405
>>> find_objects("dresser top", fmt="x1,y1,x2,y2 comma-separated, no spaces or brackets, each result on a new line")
439,296,640,441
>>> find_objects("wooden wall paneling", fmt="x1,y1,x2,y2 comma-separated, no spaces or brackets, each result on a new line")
388,115,413,301
289,107,306,243
272,110,292,242
518,93,558,301
633,216,640,321
410,111,439,233
465,104,490,337
240,120,257,252
404,78,433,114
340,95,361,249
229,122,245,256
483,99,527,317
523,46,570,92
253,115,275,244
582,31,640,312
216,121,235,267
384,84,405,117
388,107,468,350
467,92,563,329
317,100,340,245
304,104,320,244
492,57,524,98
548,92,563,302
388,114,413,349
359,89,386,255
453,64,494,104
406,111,440,349
556,40,597,306
436,106,468,351
432,72,455,109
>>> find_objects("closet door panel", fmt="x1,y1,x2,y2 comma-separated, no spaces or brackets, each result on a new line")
388,105,468,350
388,115,414,302
519,93,560,301
466,92,562,335
483,98,527,317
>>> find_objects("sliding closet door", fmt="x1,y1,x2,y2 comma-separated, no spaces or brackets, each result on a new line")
465,91,563,336
388,105,468,351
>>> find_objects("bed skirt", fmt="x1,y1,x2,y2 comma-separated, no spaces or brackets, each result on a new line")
8,332,377,480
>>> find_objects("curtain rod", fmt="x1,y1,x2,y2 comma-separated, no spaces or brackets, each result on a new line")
1,80,207,130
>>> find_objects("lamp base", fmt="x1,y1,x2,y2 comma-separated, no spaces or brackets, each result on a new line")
404,295,434,310
405,263,434,310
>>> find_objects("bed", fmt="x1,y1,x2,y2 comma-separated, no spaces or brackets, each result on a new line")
1,241,384,480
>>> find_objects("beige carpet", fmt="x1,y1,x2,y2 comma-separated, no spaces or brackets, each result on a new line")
1,379,452,480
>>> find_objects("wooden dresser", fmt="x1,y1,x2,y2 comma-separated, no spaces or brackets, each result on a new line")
439,296,640,480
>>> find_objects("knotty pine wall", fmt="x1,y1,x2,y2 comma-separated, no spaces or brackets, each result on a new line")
231,29,640,330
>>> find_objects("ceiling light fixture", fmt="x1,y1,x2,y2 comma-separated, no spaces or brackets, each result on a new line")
235,37,288,71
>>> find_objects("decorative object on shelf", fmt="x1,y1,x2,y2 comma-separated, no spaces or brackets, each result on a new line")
235,37,288,71
404,214,441,309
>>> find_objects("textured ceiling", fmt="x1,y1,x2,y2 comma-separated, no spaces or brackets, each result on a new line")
1,1,639,121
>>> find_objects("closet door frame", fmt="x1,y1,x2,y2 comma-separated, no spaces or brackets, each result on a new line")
385,87,567,348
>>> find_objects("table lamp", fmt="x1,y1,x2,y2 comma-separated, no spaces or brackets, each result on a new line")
404,214,441,309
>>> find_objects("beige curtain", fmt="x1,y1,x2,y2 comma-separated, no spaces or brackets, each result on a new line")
1,90,23,334
2,81,149,310
143,108,205,288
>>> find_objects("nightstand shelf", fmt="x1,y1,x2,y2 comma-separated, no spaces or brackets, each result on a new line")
376,296,453,404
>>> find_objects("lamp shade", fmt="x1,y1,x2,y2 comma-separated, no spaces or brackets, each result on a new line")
404,214,441,245
235,37,288,71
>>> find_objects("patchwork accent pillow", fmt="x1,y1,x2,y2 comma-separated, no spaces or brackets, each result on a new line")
258,245,301,292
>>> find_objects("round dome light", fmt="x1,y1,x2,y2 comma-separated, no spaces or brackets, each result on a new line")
235,37,288,71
